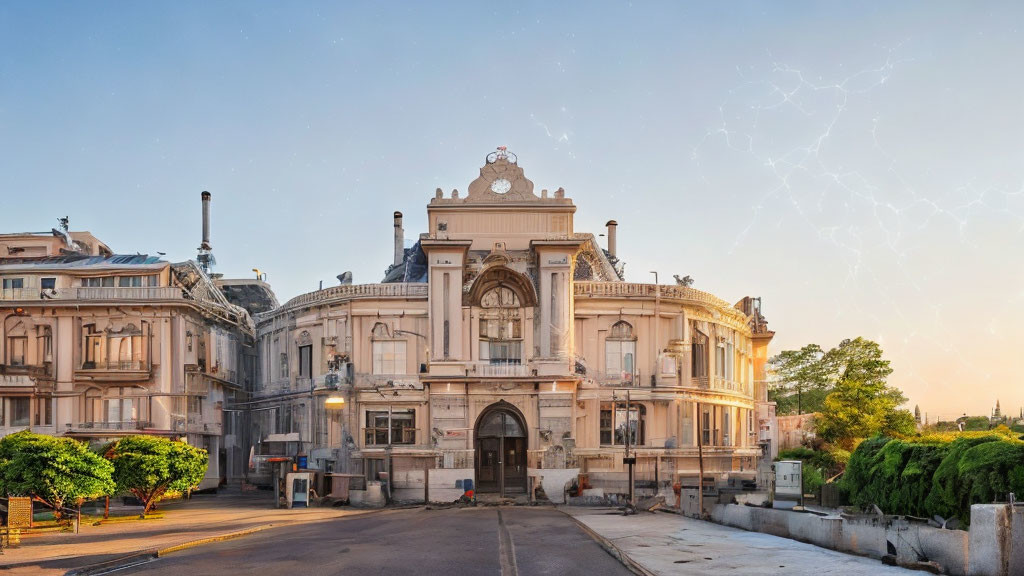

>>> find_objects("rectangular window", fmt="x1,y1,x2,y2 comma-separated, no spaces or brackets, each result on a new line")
365,409,415,445
81,277,114,287
298,345,312,378
691,330,708,378
372,340,407,375
42,397,52,426
11,397,30,427
2,278,25,290
605,340,636,383
486,340,522,364
680,401,694,446
702,407,712,446
722,408,731,446
118,276,143,287
7,337,27,366
40,277,56,290
599,402,644,446
599,408,613,445
146,274,159,287
0,398,4,426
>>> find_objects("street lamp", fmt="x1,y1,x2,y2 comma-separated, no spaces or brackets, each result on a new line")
324,396,346,409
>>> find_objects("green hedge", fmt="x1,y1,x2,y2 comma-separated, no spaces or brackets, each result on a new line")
841,431,1024,525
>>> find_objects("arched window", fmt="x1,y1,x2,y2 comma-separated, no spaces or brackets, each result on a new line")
600,402,646,446
371,322,406,375
605,321,636,383
478,287,522,365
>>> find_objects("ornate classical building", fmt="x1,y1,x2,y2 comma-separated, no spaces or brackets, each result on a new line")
0,203,258,490
245,149,776,501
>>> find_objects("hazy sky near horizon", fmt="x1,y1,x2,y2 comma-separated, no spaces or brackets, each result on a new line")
1,2,1022,419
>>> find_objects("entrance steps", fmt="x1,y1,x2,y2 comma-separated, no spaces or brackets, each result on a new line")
475,493,532,506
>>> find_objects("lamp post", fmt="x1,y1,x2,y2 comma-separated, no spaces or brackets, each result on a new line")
650,271,660,387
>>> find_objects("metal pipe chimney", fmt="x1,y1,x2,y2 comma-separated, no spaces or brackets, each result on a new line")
393,211,404,266
201,191,212,250
606,219,618,258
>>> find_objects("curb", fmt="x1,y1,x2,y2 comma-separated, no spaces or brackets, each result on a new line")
559,510,657,576
62,524,274,576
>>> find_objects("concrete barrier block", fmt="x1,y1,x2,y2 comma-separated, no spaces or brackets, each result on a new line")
969,504,1011,576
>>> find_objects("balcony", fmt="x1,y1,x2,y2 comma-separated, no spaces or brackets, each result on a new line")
75,360,151,382
66,420,152,433
1,286,182,301
468,362,529,378
172,418,222,434
588,371,644,387
687,375,752,397
0,362,54,381
277,283,428,314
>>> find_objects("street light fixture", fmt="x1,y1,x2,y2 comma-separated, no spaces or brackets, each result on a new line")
325,396,346,409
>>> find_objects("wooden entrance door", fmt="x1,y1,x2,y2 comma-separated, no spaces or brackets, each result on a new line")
474,405,527,496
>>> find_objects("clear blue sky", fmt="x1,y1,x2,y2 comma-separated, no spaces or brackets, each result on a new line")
2,2,1022,418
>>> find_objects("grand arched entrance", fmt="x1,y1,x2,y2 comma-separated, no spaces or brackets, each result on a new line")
474,402,527,496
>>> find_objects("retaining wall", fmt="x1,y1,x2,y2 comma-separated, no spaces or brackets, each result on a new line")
711,503,980,575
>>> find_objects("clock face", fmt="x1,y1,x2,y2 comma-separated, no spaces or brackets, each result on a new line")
490,178,512,194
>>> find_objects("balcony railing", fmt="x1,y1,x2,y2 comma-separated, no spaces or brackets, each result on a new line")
0,287,181,301
276,283,428,315
468,362,529,377
574,282,748,323
75,287,181,300
79,360,149,371
67,420,151,432
0,288,42,300
0,362,53,380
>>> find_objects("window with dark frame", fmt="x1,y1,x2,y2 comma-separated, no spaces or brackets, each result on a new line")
365,409,415,445
691,328,709,378
599,402,646,446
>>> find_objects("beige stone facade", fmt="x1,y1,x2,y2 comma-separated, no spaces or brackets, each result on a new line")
246,151,777,501
0,227,255,490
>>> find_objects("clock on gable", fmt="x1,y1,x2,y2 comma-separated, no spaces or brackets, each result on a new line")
490,178,512,194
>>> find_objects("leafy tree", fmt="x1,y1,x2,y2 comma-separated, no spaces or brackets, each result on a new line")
0,431,114,519
105,436,208,516
816,376,909,450
767,344,828,414
962,416,990,431
821,338,894,389
883,409,918,437
771,337,908,449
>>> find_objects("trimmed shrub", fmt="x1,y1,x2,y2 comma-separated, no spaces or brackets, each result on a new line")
843,431,1024,525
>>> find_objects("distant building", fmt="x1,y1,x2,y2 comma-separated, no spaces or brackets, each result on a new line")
238,150,777,500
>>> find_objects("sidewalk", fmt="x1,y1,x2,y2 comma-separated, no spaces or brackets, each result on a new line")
0,492,373,575
562,507,917,575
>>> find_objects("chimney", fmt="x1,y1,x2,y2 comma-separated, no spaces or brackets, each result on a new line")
201,191,212,250
605,220,618,258
393,211,404,266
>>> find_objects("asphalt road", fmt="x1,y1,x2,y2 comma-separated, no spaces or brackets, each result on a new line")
120,506,632,576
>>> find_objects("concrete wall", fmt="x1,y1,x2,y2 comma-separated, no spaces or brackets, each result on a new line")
969,504,1024,576
428,468,473,503
712,504,974,575
527,467,579,504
